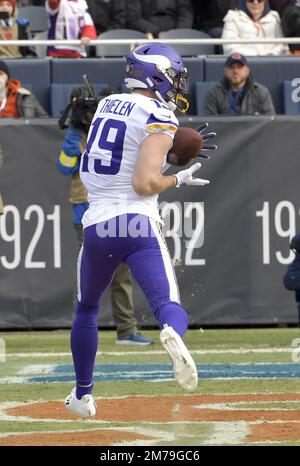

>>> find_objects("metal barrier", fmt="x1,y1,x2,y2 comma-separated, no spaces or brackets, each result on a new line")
1,37,300,47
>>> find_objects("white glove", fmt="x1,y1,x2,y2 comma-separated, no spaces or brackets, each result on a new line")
174,162,209,187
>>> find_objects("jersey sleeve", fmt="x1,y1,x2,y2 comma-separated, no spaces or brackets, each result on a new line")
145,102,179,140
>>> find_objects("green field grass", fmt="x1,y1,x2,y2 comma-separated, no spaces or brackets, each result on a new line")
0,328,300,446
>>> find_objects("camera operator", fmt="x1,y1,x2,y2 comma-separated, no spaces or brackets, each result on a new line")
56,85,153,345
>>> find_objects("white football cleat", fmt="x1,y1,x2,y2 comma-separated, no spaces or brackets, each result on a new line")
160,325,198,392
65,387,96,418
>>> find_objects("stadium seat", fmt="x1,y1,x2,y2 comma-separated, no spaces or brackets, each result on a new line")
50,83,108,118
119,83,130,94
195,82,216,115
159,29,215,56
95,29,147,57
18,6,48,34
6,59,51,113
51,58,126,90
21,84,32,92
283,80,300,115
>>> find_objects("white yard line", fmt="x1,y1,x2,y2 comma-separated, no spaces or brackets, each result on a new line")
18,365,56,375
193,400,300,411
5,347,295,358
202,421,249,446
0,425,166,444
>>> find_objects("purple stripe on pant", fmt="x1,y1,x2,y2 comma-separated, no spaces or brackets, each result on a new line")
71,214,188,398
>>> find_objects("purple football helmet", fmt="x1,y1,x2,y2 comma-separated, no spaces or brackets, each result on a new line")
125,42,190,113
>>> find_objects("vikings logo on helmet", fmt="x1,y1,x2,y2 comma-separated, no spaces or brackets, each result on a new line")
125,42,190,113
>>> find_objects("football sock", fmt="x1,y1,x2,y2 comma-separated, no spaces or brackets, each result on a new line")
157,302,188,337
71,302,98,399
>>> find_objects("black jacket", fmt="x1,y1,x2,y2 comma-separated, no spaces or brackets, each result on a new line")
18,20,36,57
281,5,300,50
203,75,275,116
269,0,296,16
86,0,126,35
126,0,194,36
192,0,238,31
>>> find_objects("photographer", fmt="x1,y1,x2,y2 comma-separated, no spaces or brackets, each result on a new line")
56,85,153,345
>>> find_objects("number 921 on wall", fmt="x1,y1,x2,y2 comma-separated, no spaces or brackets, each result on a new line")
0,205,61,270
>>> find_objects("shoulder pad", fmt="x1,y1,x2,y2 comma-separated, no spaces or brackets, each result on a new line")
150,105,178,125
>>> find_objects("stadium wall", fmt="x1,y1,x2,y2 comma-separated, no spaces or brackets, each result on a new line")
0,116,299,328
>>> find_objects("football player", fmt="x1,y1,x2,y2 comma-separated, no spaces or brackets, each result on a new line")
65,42,216,418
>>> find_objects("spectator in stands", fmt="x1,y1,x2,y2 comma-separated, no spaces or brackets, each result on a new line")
126,0,194,39
203,52,275,115
192,0,238,38
0,0,36,58
46,0,97,58
86,0,126,36
18,1,44,4
269,0,295,16
281,2,300,53
222,0,287,55
0,60,48,117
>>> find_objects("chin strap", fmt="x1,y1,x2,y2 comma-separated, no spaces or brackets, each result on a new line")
176,94,189,113
145,76,189,113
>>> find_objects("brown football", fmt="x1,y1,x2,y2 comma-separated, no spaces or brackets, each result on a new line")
167,127,203,167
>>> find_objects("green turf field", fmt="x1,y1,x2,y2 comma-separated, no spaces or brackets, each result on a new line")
0,328,300,446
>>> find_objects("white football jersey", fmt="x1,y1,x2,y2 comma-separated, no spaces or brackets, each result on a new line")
80,92,178,228
46,0,94,56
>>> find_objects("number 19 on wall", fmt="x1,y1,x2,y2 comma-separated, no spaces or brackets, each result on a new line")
0,205,61,270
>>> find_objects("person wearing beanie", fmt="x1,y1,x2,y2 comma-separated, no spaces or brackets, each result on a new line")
46,0,97,58
0,0,36,58
0,60,48,118
222,0,287,55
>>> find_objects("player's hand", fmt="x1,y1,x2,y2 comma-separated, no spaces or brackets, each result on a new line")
197,122,217,159
175,162,209,187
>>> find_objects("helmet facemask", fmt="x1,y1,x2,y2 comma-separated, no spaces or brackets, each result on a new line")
165,66,189,113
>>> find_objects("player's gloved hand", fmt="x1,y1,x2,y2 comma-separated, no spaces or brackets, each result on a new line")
174,162,209,187
197,122,217,159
